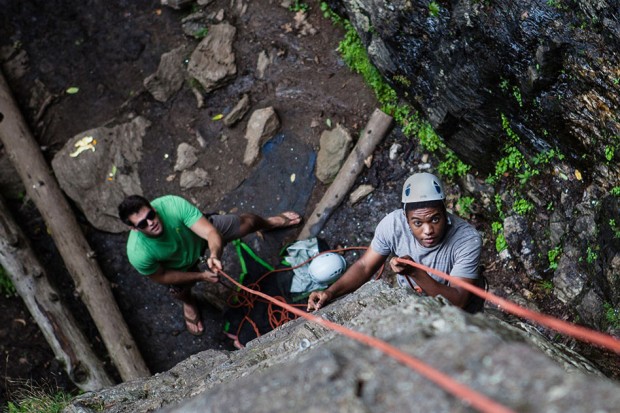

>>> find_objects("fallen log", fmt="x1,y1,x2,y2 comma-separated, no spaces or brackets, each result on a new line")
0,69,150,381
298,108,393,240
0,195,114,391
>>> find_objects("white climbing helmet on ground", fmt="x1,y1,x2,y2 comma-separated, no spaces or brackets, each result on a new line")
401,172,445,204
308,253,347,284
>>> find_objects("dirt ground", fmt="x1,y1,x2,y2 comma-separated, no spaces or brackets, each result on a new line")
0,0,380,404
0,0,617,408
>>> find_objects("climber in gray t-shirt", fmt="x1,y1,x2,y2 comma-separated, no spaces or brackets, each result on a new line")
307,173,482,312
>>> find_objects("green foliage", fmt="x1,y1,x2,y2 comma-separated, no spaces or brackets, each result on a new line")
337,20,398,109
604,145,615,162
612,187,620,196
320,2,343,24
501,113,520,143
532,148,565,165
494,194,505,219
289,0,309,13
192,27,208,39
455,196,475,217
499,80,523,107
393,106,419,136
428,1,440,17
487,114,541,185
392,74,411,87
488,146,525,184
585,245,598,264
512,198,534,215
6,389,73,413
512,85,523,107
536,279,554,295
322,1,472,178
491,221,503,234
604,303,620,329
499,78,509,92
438,151,471,179
187,77,203,91
491,221,508,252
495,233,507,253
417,122,445,152
515,168,539,185
547,246,562,270
0,265,16,298
609,219,620,239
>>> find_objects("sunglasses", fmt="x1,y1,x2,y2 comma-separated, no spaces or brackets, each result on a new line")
134,209,156,229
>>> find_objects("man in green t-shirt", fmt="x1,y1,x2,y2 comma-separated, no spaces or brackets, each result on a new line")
118,194,301,336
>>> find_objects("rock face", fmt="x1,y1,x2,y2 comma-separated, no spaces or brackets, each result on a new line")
143,46,187,103
243,107,281,165
331,0,620,333
63,281,620,413
187,22,237,93
315,124,353,183
51,116,150,233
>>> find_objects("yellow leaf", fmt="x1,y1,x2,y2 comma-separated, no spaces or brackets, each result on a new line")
575,170,582,180
66,87,79,94
212,114,224,120
290,173,296,183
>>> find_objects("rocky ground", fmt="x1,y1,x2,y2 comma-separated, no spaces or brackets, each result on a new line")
0,0,617,408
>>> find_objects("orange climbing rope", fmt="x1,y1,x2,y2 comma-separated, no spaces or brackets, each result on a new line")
218,269,516,413
395,257,620,354
219,250,620,412
224,247,373,338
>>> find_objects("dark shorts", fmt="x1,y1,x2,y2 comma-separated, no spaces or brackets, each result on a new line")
169,213,241,297
206,213,241,243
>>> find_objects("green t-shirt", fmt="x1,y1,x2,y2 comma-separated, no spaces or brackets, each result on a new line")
127,195,206,275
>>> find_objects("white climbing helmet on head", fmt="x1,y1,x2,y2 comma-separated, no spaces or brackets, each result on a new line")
401,172,445,205
308,253,347,284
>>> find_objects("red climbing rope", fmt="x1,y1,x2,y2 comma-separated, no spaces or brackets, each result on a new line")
218,269,516,413
218,248,620,412
225,247,372,338
395,257,620,354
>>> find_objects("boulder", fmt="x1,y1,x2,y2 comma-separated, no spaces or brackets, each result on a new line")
51,116,150,233
179,168,210,189
174,142,199,172
143,46,187,102
243,107,280,166
315,124,353,183
63,281,620,413
223,93,250,127
187,22,237,93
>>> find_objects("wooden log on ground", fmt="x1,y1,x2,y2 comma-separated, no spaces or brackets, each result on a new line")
298,108,393,240
0,195,114,391
0,69,150,381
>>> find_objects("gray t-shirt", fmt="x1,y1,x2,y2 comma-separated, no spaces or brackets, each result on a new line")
370,210,482,289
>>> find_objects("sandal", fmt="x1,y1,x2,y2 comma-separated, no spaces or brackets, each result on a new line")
184,313,204,336
273,211,302,229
